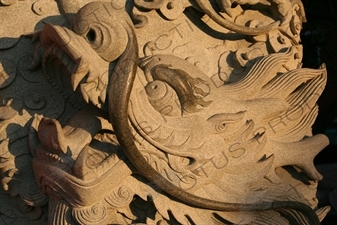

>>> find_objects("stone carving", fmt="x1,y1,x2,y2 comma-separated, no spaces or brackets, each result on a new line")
0,0,332,224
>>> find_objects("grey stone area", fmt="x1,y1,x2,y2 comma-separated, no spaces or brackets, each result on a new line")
0,0,333,224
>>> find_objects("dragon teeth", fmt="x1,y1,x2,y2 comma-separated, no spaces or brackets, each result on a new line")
71,58,89,91
71,70,88,91
99,88,106,105
80,83,90,104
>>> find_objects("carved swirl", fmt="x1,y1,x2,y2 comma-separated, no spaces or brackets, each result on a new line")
135,0,185,20
20,178,48,206
22,85,65,118
72,203,107,225
105,185,134,208
134,0,166,10
0,0,17,7
135,0,281,34
194,0,280,35
159,0,185,20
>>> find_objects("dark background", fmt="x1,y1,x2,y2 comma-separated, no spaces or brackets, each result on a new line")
301,0,337,224
301,0,337,141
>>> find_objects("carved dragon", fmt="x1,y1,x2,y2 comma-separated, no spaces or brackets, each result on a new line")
23,1,329,224
0,0,322,224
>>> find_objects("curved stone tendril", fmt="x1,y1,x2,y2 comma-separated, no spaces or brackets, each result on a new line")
194,0,280,35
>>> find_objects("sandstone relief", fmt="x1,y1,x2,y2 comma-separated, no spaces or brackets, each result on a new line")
0,0,332,224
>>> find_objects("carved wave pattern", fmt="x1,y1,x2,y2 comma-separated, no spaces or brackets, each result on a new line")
19,178,48,206
49,199,73,225
105,185,134,209
72,203,108,225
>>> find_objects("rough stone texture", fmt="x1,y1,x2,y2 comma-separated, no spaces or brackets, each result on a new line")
0,0,332,224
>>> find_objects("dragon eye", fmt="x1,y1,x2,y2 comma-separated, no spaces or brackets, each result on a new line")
84,26,103,50
86,29,96,43
73,15,128,61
